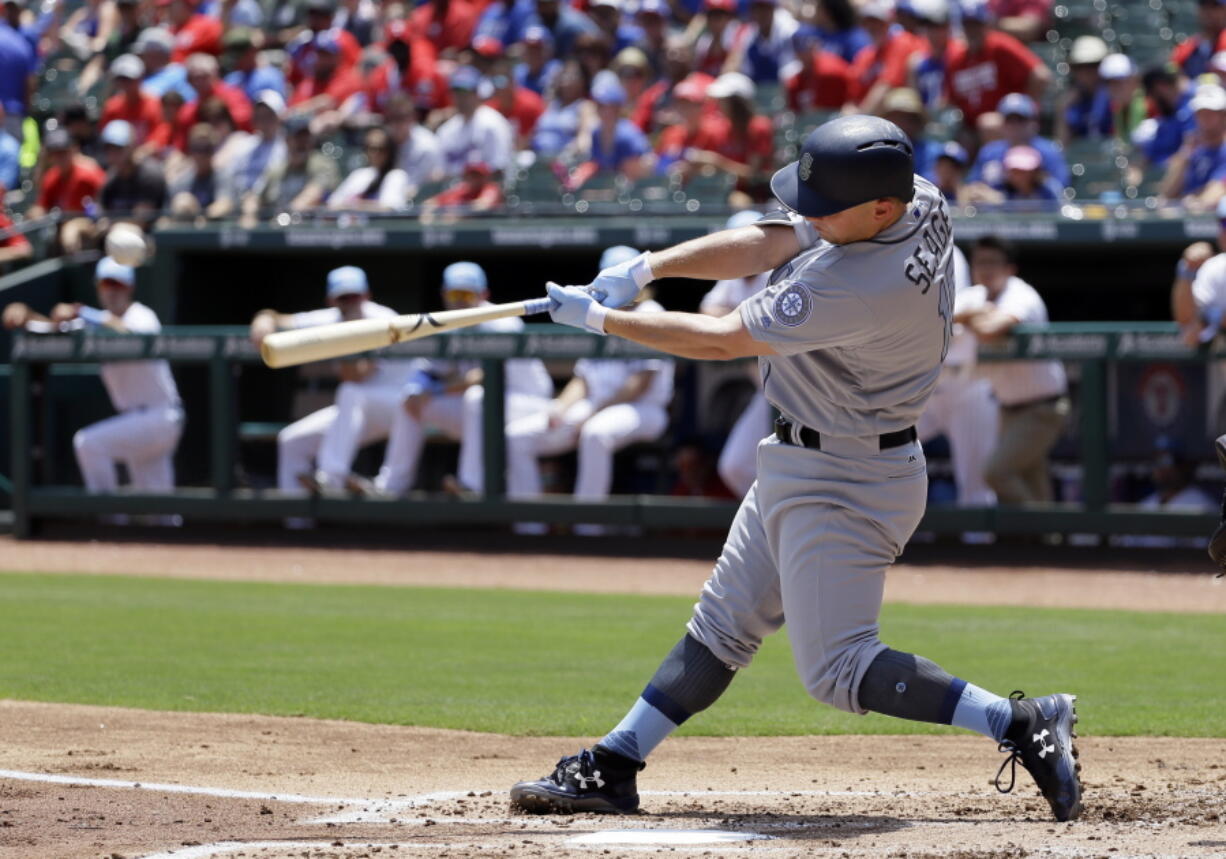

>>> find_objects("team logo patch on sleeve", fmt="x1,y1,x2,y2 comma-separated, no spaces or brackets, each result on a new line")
772,282,811,327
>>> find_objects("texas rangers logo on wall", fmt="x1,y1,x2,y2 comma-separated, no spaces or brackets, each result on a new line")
773,282,811,327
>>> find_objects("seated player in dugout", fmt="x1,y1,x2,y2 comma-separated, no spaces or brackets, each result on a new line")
509,115,1082,823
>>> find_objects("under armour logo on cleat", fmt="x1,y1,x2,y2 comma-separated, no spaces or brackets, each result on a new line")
1033,729,1056,758
575,771,605,790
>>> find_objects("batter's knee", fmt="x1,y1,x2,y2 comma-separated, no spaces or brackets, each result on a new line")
803,637,887,714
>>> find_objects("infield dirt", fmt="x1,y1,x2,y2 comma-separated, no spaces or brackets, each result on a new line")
1,535,1224,859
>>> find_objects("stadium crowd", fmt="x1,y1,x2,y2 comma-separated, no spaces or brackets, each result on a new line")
2,0,1226,256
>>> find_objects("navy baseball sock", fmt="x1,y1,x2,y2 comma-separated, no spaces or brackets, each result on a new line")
858,648,1014,741
598,634,736,763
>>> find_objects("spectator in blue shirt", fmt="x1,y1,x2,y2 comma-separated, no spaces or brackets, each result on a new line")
0,104,18,190
0,17,36,135
1058,35,1110,143
528,0,598,59
1161,82,1226,210
1000,145,1064,208
932,140,968,202
969,93,1070,191
803,0,870,64
911,0,952,110
513,25,560,95
583,70,652,178
134,27,196,101
222,28,287,102
588,0,642,54
1132,64,1195,167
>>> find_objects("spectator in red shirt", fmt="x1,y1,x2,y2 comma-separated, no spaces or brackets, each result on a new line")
175,53,252,148
160,0,221,62
485,61,546,148
946,0,1049,129
289,31,363,113
692,0,747,78
421,160,504,215
140,88,188,158
0,187,33,271
28,129,107,254
411,0,479,57
286,0,362,87
100,54,165,145
847,0,926,113
1172,0,1226,79
785,31,852,111
633,38,711,134
365,20,450,117
696,71,774,198
988,0,1051,44
655,74,731,176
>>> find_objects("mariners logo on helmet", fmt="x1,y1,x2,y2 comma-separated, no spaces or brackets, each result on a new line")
799,152,813,182
773,282,811,327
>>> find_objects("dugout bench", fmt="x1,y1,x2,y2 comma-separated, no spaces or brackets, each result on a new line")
7,323,1224,540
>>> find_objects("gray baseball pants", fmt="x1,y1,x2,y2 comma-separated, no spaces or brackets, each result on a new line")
686,434,928,714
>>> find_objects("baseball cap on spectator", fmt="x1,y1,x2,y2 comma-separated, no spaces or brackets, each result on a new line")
881,86,925,115
442,261,488,292
591,69,627,104
614,46,650,73
100,119,135,147
110,54,145,80
473,34,504,56
708,71,755,100
43,128,72,151
936,140,968,166
910,0,949,24
725,209,764,230
223,27,257,51
1068,35,1108,66
673,74,710,102
1192,83,1226,112
599,245,640,270
1099,53,1136,80
96,257,136,287
326,266,369,299
1003,145,1041,172
522,25,553,46
135,27,174,55
635,0,667,17
314,29,342,53
997,92,1037,119
860,0,894,19
960,0,991,21
254,90,287,118
450,65,482,91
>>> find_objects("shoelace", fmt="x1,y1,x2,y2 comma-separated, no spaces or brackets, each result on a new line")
551,748,598,787
994,691,1027,795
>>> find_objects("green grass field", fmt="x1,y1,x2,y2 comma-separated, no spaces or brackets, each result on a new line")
0,572,1221,737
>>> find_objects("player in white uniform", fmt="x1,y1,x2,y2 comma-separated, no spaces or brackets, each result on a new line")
508,117,1081,823
699,210,772,497
956,236,1068,504
504,246,674,532
249,267,411,510
1173,197,1226,432
373,262,554,496
3,258,184,520
915,244,999,506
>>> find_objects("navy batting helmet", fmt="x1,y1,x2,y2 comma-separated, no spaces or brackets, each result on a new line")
770,115,915,217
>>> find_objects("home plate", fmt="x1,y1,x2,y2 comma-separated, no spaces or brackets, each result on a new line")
567,829,772,847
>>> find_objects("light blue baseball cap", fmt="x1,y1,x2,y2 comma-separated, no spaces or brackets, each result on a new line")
326,265,369,298
96,256,135,286
442,261,488,291
599,245,640,270
100,119,135,148
724,209,764,230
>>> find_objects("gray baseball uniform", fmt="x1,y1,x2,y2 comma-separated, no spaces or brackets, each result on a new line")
686,175,954,714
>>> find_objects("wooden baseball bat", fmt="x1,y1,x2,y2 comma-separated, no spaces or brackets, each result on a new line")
260,297,553,368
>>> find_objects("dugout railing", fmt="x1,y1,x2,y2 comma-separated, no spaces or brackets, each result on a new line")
7,322,1224,540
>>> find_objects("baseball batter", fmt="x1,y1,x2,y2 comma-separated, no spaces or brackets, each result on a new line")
510,116,1082,822
250,266,412,509
373,262,553,496
3,258,184,521
699,210,772,497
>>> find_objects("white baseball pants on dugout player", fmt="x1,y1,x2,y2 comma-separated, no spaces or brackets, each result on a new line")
686,434,928,714
315,382,404,485
915,373,998,506
718,391,771,497
275,382,401,492
504,399,669,500
73,404,184,492
373,392,466,495
456,386,552,493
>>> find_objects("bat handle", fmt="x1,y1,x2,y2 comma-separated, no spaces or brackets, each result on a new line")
522,296,553,316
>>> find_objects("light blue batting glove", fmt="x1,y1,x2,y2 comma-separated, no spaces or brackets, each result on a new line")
547,282,608,334
583,252,654,308
1200,305,1225,344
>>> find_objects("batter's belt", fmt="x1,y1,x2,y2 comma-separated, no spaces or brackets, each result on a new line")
774,417,917,453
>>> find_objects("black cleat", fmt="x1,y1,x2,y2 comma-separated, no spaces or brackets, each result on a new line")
510,747,643,814
996,691,1083,821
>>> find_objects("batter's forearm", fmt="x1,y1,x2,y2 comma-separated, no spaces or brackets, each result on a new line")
647,225,800,283
603,310,769,360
